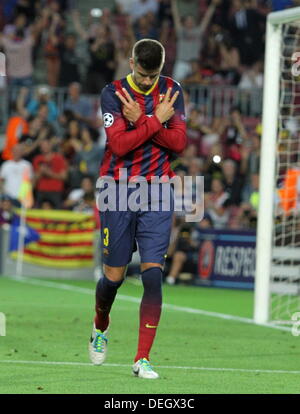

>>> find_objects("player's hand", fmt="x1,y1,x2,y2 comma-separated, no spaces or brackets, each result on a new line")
116,88,142,123
155,88,179,124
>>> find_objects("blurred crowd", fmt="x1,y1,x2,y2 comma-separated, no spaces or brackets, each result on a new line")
0,0,299,281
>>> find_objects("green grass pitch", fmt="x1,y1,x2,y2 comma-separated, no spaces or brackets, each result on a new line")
0,276,299,394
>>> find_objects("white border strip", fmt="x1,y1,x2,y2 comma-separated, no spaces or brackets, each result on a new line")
7,276,292,332
0,359,299,375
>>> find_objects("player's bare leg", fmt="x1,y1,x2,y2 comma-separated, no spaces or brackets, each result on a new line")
89,265,126,365
166,251,187,285
132,262,163,379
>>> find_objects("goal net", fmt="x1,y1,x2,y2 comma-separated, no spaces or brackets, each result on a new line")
255,8,300,325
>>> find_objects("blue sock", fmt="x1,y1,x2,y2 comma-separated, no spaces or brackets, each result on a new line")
95,275,123,331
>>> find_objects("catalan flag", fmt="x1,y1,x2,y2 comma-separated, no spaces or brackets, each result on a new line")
9,209,96,268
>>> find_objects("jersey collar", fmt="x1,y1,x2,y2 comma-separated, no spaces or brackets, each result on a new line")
126,74,159,96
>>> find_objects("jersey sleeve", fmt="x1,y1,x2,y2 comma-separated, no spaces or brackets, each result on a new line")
152,83,187,154
101,84,163,157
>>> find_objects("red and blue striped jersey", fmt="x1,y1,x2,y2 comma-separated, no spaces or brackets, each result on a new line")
99,74,187,181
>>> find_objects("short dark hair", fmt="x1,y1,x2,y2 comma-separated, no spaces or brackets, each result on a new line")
132,39,165,71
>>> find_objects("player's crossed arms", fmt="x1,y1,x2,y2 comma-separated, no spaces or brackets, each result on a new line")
115,87,179,124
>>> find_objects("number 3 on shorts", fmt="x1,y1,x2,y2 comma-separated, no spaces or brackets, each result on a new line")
103,227,109,247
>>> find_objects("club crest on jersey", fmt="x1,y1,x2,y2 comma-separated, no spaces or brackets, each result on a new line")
159,94,165,103
103,113,114,128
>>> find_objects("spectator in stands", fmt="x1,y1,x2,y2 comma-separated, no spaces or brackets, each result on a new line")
185,108,203,150
17,86,58,123
0,143,33,205
0,8,4,32
198,121,220,159
134,13,158,41
58,32,81,87
221,158,244,206
158,19,177,76
73,191,96,214
19,115,56,163
204,177,230,228
61,118,82,165
0,195,14,225
218,107,248,162
71,8,117,95
112,3,132,38
181,156,210,213
157,0,173,25
0,16,38,103
85,25,116,94
171,0,220,81
1,102,29,161
15,88,59,152
229,0,265,66
71,7,119,45
238,60,264,89
188,155,205,175
63,82,94,126
185,108,216,155
63,175,94,210
235,177,259,229
200,25,221,74
182,60,213,86
58,109,75,136
165,213,215,286
40,199,56,210
41,3,66,87
129,0,159,22
165,222,197,285
216,32,241,85
72,126,103,184
3,12,28,37
115,0,136,15
11,0,38,25
114,26,135,80
182,90,195,120
33,139,68,208
172,142,198,174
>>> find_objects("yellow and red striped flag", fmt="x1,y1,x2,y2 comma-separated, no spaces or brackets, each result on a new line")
10,209,96,268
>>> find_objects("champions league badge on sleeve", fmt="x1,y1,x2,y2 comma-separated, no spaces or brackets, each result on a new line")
103,113,114,128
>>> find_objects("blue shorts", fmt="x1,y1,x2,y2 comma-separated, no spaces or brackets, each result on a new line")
98,182,174,267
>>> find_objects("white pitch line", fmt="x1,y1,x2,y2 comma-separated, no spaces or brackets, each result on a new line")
8,276,291,332
0,359,300,375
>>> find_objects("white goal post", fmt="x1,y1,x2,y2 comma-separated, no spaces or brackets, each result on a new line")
254,7,300,324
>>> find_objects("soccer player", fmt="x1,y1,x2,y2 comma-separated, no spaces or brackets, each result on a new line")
88,39,187,379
